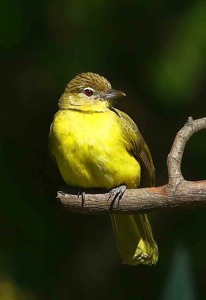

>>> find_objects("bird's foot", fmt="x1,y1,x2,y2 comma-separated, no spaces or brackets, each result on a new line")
78,189,86,207
108,184,126,207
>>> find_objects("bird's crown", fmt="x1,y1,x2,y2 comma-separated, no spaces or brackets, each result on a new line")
66,72,111,94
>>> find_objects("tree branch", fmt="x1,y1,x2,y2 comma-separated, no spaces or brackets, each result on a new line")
57,117,206,214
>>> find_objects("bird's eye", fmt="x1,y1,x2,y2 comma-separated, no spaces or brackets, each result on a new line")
83,88,94,97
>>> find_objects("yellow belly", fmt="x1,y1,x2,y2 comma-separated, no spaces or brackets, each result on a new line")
50,109,141,189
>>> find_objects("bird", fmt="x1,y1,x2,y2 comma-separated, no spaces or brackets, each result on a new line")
49,72,158,265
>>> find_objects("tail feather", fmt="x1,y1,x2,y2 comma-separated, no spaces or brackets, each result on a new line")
110,213,158,265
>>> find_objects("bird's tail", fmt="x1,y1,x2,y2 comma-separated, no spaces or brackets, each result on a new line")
110,213,158,265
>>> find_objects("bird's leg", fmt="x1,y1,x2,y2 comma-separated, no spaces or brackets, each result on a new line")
78,189,86,207
108,184,126,207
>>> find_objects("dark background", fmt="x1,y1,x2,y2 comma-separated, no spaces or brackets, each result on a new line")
1,0,206,299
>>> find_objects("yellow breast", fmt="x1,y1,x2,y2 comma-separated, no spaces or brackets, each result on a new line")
49,109,141,189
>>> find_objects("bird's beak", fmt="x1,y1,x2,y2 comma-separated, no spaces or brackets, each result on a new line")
103,89,126,100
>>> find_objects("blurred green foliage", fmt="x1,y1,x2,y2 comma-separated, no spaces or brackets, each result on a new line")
1,0,206,299
161,244,195,300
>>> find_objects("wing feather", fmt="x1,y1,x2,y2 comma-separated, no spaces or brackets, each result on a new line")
115,108,155,187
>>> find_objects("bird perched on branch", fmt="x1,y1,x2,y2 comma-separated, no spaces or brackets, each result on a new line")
49,72,158,265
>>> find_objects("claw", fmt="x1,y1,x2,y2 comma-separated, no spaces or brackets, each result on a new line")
108,185,126,208
81,191,86,206
78,189,86,207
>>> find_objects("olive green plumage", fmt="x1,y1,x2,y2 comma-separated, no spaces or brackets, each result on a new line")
114,108,155,187
67,72,111,93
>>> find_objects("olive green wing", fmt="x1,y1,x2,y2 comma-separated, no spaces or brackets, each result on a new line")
110,109,158,265
115,109,155,187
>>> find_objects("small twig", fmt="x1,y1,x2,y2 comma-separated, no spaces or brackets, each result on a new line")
57,117,206,214
167,116,206,187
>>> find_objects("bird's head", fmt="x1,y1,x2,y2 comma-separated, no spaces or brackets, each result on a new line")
58,72,126,112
